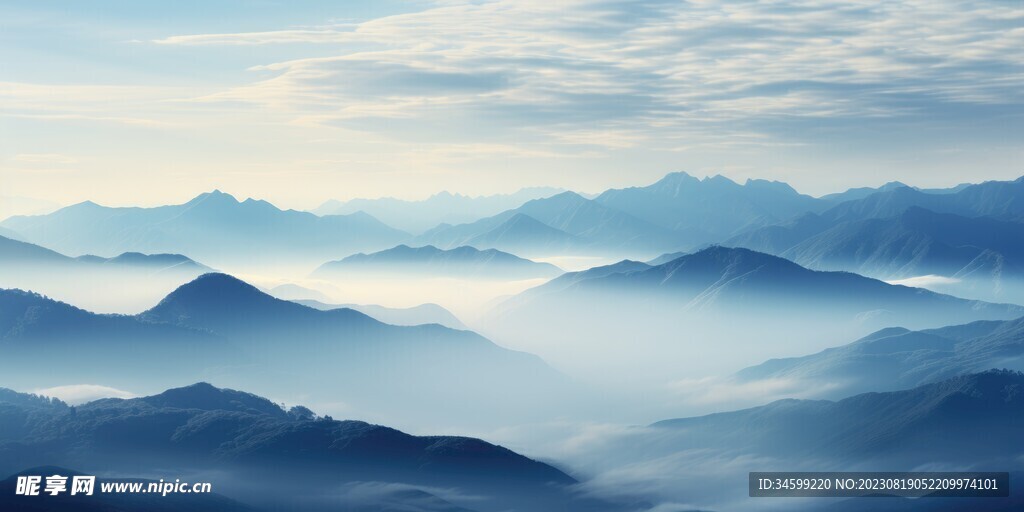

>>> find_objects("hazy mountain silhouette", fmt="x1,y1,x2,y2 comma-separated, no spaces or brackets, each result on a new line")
780,208,1024,301
819,176,1024,223
418,191,686,257
652,370,1024,463
0,234,209,273
127,273,570,426
725,207,1024,303
0,191,408,268
737,315,1024,398
0,288,235,386
464,213,585,255
295,300,468,330
314,188,563,234
483,247,1024,381
818,180,916,203
312,244,562,280
0,235,212,313
594,172,824,240
0,382,603,512
498,246,1021,320
0,272,573,428
729,176,1024,256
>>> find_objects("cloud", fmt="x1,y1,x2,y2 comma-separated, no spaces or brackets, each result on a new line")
34,384,136,404
150,0,1023,153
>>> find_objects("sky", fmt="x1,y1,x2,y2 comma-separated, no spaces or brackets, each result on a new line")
1,0,1021,210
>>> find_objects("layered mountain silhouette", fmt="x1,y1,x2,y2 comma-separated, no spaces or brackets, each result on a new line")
0,235,209,274
819,177,1024,222
0,273,571,427
496,246,1021,323
737,315,1024,399
312,244,562,280
0,191,408,268
593,172,825,240
314,187,563,234
483,247,1024,380
775,208,1024,302
0,288,235,386
0,383,602,512
417,192,687,257
731,176,1024,254
295,300,468,330
652,370,1024,464
0,234,212,313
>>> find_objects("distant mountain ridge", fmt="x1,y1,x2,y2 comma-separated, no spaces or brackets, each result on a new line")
314,187,564,234
417,191,688,257
0,234,209,273
294,299,468,330
498,246,1022,319
650,370,1024,463
483,246,1024,381
1,273,573,428
0,382,592,512
1,190,408,268
594,172,825,239
312,244,562,279
736,315,1024,399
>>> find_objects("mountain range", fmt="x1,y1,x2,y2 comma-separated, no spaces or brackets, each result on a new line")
312,244,563,280
314,188,563,234
652,370,1024,464
0,234,209,274
0,234,211,313
0,382,604,512
729,177,1024,256
482,246,1024,381
0,273,571,428
416,191,687,258
494,246,1022,326
294,299,468,330
736,315,1024,399
593,172,824,239
1,191,408,269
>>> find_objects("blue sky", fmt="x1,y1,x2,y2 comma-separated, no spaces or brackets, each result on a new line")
1,0,1021,209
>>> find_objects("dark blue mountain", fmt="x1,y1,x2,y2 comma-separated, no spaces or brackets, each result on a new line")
736,315,1024,398
723,211,835,254
497,246,1022,321
724,207,1024,303
594,172,824,240
820,176,1024,223
0,383,605,512
728,176,1024,258
0,273,572,429
484,247,1024,382
652,370,1024,463
0,288,234,386
0,191,408,267
312,244,563,279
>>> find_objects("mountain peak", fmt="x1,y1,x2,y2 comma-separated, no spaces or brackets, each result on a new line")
186,190,241,207
141,273,286,324
142,382,288,418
